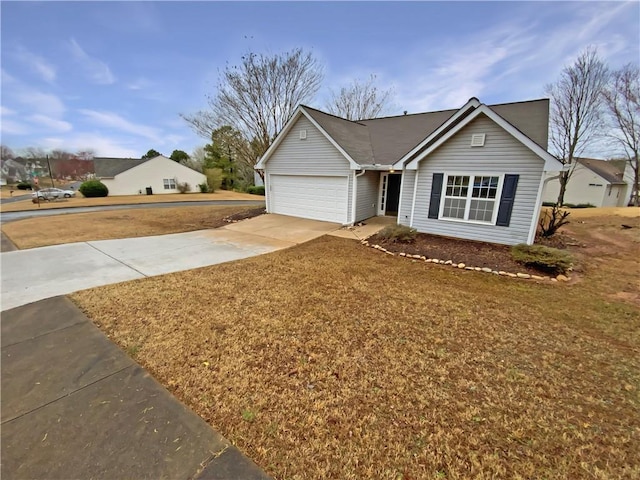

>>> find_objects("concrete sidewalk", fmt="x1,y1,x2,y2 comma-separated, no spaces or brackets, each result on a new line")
1,215,339,311
1,296,270,480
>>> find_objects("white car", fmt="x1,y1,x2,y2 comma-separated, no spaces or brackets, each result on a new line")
32,188,76,200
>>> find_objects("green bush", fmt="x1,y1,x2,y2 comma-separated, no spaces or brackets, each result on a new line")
177,182,191,193
16,182,33,190
79,179,109,197
563,203,575,208
247,185,265,195
377,224,417,243
205,168,223,192
542,201,556,207
197,183,209,193
511,244,573,274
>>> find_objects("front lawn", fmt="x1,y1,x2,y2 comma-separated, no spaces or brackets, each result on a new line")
71,214,639,479
0,190,262,212
2,206,262,249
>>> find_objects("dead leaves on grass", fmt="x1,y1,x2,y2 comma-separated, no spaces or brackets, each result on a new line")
72,235,640,480
1,206,258,249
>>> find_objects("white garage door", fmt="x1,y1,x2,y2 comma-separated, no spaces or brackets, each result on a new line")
269,175,349,223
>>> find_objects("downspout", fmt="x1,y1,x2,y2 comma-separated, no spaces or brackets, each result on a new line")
351,169,366,225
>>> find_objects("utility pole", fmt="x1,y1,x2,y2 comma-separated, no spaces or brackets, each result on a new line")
46,155,55,187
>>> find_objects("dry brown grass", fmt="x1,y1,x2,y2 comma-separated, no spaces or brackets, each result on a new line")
2,206,257,249
0,190,263,212
71,215,640,480
563,206,640,219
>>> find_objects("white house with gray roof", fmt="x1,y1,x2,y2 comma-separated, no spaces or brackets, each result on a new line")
542,158,631,207
255,98,564,245
94,155,206,196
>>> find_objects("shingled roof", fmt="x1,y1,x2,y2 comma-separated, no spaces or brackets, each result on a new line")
94,157,149,178
577,158,627,184
300,98,550,166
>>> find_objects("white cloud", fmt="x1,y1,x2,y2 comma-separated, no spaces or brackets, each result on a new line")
15,90,66,117
78,109,161,142
69,38,116,85
41,134,140,158
29,114,73,133
127,77,152,91
15,46,56,83
1,69,16,84
1,106,17,116
395,27,522,112
390,1,638,114
1,118,30,135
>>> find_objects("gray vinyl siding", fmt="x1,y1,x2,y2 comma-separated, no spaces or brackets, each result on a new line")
355,171,378,221
398,171,416,226
266,115,354,221
411,114,544,245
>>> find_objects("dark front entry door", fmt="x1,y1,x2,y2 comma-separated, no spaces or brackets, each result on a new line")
386,174,401,215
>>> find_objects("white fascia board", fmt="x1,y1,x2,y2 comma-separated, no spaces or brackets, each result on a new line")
405,104,564,171
298,108,361,169
359,164,396,171
255,107,304,169
255,106,361,170
528,175,546,245
393,97,481,169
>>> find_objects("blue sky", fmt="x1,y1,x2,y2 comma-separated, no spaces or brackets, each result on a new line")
1,1,638,158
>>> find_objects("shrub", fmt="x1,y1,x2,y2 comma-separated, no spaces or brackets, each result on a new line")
79,179,109,197
17,182,33,190
177,181,191,193
205,168,223,192
377,224,417,243
538,205,570,237
247,185,265,195
197,183,209,193
572,203,595,208
511,244,573,274
542,201,556,207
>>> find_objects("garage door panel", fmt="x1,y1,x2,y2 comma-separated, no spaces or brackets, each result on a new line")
270,175,348,223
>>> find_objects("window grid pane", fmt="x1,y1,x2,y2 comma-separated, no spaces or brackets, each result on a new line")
441,175,499,222
443,197,466,219
445,175,469,198
469,199,495,222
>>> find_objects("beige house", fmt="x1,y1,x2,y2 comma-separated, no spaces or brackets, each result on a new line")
542,158,629,207
94,155,206,196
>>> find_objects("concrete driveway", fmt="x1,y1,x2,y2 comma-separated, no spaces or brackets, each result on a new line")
1,214,339,311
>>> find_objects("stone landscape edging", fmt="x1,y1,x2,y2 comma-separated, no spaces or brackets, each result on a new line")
360,239,571,283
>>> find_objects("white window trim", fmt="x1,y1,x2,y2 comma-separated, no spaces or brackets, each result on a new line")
438,173,504,225
163,178,177,190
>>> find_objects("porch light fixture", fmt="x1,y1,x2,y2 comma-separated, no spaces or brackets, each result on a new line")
389,168,395,173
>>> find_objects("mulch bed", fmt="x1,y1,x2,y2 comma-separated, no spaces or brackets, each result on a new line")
368,231,558,276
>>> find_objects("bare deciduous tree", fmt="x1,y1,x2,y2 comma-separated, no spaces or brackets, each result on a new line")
50,149,74,161
76,150,95,161
545,47,609,205
21,147,47,159
603,63,640,206
180,146,208,173
182,48,323,179
1,145,15,160
325,74,393,120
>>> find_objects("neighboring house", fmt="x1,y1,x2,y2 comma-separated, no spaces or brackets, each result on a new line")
94,155,206,196
255,97,564,245
542,158,629,207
